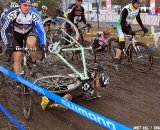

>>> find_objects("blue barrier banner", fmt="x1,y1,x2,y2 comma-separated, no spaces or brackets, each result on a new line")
0,66,132,130
0,104,25,130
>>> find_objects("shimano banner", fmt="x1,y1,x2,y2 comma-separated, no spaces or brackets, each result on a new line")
0,66,132,130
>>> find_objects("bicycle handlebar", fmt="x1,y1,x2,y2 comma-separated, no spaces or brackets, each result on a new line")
78,23,91,33
15,47,37,51
131,30,147,38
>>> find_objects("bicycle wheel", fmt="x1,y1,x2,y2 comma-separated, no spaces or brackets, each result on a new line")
108,38,118,59
34,75,81,94
49,16,80,43
21,75,33,120
129,42,153,72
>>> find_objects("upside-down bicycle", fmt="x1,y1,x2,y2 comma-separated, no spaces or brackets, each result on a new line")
34,17,109,100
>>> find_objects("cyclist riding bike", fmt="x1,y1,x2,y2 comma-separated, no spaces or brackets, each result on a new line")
113,0,148,70
32,2,38,10
1,0,47,93
39,5,51,30
39,5,48,19
10,2,19,8
65,0,90,43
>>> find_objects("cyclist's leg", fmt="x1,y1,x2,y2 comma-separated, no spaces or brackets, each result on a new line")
113,26,125,68
26,28,37,64
12,32,24,94
12,32,24,75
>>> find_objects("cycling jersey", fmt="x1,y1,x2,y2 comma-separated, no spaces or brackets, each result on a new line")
1,7,46,46
117,4,144,41
93,35,109,50
67,3,86,24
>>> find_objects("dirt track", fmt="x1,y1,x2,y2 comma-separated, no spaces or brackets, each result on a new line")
0,47,160,130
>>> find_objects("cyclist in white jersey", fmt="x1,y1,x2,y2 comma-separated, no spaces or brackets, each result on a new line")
1,0,47,93
113,0,148,70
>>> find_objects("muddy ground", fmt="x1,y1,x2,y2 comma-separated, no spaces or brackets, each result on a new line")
0,34,160,130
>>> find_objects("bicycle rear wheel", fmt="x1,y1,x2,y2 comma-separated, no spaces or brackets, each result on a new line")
34,75,81,94
129,42,153,72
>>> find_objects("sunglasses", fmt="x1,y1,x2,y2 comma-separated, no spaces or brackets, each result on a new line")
22,3,32,8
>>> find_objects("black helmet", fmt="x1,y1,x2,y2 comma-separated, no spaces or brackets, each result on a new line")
131,0,142,4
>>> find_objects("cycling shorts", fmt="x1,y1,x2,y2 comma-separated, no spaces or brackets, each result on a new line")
12,28,38,52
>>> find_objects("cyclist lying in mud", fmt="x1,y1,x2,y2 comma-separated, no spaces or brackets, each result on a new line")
40,65,109,112
93,30,111,52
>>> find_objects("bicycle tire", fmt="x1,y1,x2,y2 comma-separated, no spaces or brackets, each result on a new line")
21,75,33,120
33,74,81,94
48,17,80,43
129,42,153,72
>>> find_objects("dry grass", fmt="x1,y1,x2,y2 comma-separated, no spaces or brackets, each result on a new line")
84,29,155,46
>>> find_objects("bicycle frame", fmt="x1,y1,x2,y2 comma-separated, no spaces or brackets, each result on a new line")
124,35,139,54
48,27,92,81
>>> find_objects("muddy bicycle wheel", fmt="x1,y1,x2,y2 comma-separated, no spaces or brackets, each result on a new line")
21,73,33,120
21,85,33,120
34,75,81,94
129,42,153,72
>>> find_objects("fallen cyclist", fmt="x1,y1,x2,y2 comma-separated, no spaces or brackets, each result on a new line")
40,65,109,112
93,30,111,52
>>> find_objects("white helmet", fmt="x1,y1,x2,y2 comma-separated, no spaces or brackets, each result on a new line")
10,2,19,8
42,5,48,10
32,2,38,7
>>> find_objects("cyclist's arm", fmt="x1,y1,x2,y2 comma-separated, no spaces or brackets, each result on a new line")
136,10,145,29
81,7,86,24
67,4,76,20
32,10,46,46
121,8,131,33
1,16,12,45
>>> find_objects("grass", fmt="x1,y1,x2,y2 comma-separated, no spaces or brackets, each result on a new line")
84,27,155,46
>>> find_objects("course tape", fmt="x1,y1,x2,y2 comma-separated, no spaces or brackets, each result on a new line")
0,104,25,130
0,66,132,130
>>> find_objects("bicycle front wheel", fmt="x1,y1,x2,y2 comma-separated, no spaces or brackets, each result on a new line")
34,75,81,94
21,85,33,120
129,42,153,72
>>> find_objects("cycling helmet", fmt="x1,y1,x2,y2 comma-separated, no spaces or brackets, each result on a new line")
19,0,34,3
10,2,19,8
42,5,48,10
131,0,142,4
99,73,109,87
32,2,38,7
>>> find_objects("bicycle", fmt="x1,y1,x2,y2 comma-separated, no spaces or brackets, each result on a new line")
9,43,37,120
34,25,109,101
108,30,153,72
